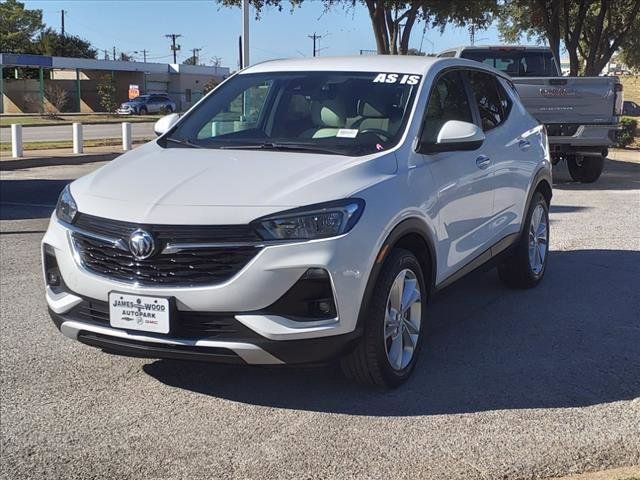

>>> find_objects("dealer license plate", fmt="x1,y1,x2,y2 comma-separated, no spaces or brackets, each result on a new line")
109,292,170,334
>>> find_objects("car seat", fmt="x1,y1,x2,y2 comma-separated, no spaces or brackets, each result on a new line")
302,99,347,138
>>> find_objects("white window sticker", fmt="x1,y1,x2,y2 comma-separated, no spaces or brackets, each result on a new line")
373,73,421,85
336,128,359,138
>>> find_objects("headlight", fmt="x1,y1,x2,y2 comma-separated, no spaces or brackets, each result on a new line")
56,185,78,224
254,199,365,240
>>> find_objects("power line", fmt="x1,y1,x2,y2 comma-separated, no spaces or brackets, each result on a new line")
307,32,322,57
165,33,182,63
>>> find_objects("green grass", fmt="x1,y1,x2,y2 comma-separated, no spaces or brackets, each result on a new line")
0,114,161,127
0,137,154,152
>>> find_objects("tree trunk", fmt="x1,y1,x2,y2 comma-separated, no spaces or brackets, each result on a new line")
386,9,398,54
584,0,610,74
364,0,390,54
563,0,589,75
546,0,562,72
399,3,420,55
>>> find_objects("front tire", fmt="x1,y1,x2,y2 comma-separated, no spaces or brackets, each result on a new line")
341,249,427,388
567,155,604,183
498,192,549,289
138,106,148,115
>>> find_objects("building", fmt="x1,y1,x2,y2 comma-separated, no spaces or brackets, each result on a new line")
0,53,230,114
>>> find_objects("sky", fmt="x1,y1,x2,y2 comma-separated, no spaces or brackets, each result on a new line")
25,0,507,69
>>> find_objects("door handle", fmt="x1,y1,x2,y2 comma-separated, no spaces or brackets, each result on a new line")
475,155,491,169
519,139,531,150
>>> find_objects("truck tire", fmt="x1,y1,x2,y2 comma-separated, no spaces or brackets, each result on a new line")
567,155,604,183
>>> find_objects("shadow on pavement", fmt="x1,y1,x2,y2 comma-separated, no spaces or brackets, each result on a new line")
553,156,640,191
0,178,70,220
144,248,640,416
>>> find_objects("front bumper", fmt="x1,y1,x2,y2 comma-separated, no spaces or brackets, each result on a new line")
48,300,360,365
116,107,136,114
43,213,375,364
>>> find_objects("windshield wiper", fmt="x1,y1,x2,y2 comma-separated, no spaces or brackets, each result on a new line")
164,137,203,149
218,142,347,155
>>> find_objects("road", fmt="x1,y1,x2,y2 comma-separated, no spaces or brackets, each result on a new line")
1,151,639,480
0,121,155,143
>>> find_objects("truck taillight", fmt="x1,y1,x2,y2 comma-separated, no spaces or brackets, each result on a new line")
614,82,624,116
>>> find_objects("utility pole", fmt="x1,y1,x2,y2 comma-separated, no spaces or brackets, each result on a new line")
241,0,249,68
60,10,67,56
469,24,476,46
191,48,202,65
308,33,322,57
113,46,116,61
103,49,108,60
142,49,147,63
165,33,182,63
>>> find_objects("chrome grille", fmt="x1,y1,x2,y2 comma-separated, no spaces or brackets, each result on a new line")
70,214,262,286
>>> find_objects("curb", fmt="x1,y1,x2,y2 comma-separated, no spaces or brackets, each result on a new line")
0,119,158,128
0,152,119,171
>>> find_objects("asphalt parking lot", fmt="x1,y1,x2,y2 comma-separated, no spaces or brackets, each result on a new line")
1,150,639,480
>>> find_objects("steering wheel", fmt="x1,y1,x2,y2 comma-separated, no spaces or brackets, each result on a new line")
358,128,391,142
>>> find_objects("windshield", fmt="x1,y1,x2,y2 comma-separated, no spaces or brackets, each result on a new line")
461,50,558,77
163,71,422,156
131,95,148,102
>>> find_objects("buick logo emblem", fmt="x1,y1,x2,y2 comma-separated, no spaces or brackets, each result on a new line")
128,229,155,260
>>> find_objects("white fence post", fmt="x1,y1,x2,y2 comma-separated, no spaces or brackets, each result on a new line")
11,124,23,158
72,122,83,154
122,122,132,151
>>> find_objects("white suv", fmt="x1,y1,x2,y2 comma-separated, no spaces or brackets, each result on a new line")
43,56,551,388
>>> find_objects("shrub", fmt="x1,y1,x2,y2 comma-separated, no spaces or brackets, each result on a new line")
96,75,118,113
615,117,638,148
43,85,69,118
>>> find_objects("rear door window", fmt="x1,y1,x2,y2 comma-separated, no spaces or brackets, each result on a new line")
466,70,509,131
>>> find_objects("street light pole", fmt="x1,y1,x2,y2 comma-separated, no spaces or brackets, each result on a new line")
241,0,250,68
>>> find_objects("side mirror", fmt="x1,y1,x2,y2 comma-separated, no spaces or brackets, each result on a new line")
417,120,485,154
154,113,180,136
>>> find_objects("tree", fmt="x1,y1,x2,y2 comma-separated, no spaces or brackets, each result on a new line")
35,28,97,58
619,21,640,71
577,0,640,75
0,0,43,53
202,78,221,94
44,84,69,117
183,55,198,65
498,0,640,76
218,0,497,55
96,75,118,113
497,0,562,70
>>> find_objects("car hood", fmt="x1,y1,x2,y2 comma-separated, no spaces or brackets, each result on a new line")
71,141,397,224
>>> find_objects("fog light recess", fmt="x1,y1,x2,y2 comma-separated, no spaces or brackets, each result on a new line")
264,268,337,321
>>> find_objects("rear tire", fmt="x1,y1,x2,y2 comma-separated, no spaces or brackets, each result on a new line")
567,155,604,183
498,192,549,289
341,248,427,388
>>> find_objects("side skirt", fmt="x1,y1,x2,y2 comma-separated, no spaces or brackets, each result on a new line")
434,232,520,293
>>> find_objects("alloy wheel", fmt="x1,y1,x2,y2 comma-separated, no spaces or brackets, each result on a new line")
528,204,548,275
383,269,422,371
